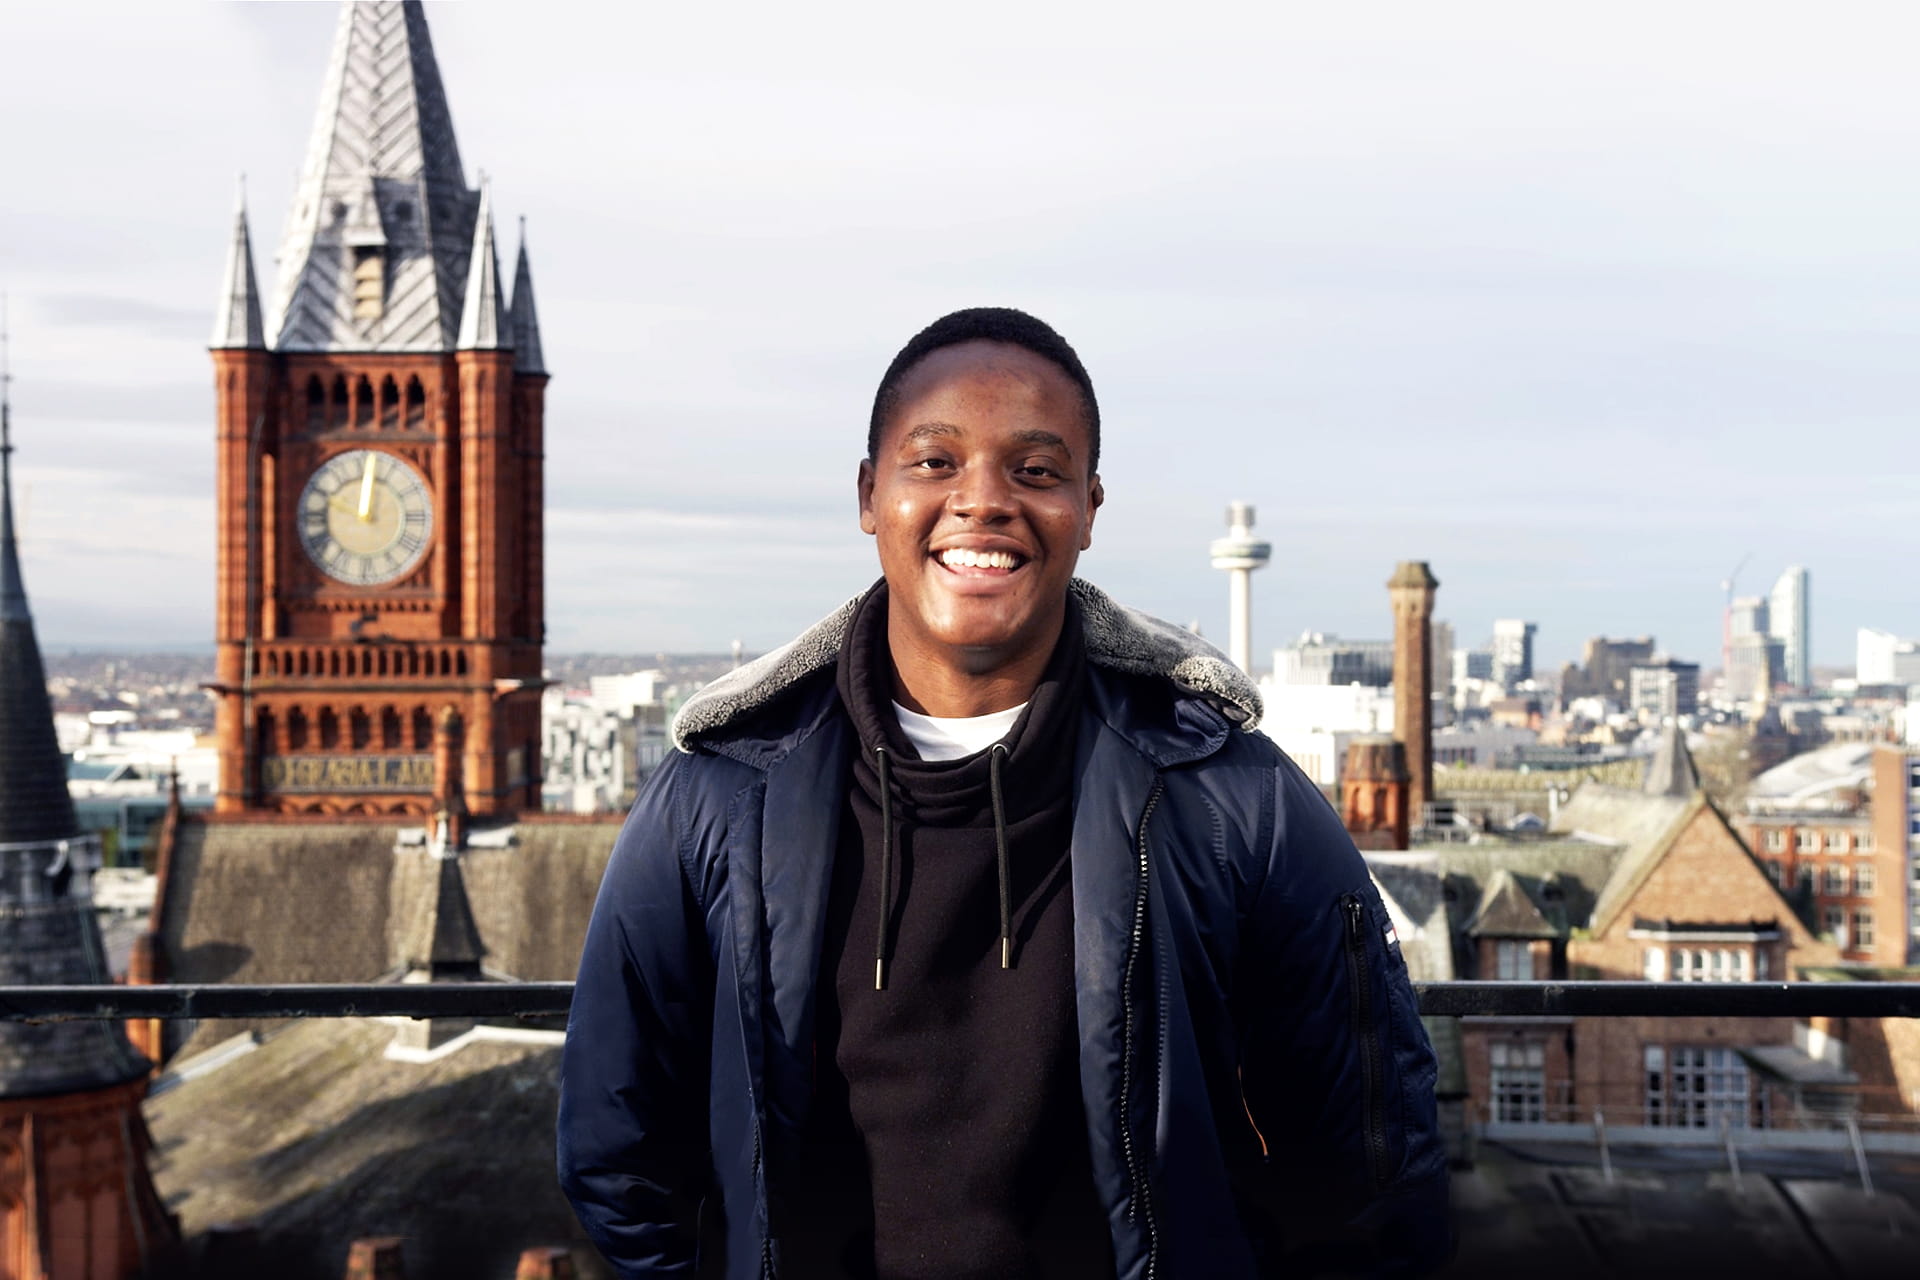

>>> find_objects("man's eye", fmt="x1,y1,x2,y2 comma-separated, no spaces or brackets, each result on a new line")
911,457,953,471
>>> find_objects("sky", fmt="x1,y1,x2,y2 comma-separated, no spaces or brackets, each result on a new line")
0,1,1914,669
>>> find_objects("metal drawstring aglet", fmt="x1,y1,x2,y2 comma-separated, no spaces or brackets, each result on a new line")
875,958,887,991
1002,937,1012,969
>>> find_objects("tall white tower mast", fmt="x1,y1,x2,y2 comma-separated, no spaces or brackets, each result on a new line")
1209,501,1271,674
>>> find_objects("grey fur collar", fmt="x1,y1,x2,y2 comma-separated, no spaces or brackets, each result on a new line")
671,578,1261,752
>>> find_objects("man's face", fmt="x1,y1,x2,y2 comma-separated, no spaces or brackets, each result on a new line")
859,340,1102,678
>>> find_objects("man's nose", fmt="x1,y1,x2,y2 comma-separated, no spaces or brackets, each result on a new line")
948,465,1017,521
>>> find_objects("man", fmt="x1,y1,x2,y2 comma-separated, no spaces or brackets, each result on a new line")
559,308,1450,1279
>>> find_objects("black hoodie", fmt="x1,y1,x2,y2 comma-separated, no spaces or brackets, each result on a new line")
781,582,1111,1280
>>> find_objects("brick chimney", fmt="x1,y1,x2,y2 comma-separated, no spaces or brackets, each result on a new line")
1388,561,1439,830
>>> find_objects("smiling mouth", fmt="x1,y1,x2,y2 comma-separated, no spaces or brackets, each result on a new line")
933,548,1028,573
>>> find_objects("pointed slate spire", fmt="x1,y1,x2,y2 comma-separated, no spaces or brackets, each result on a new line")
508,219,546,375
268,0,478,352
211,181,265,350
456,184,509,351
0,309,150,1095
1644,722,1701,798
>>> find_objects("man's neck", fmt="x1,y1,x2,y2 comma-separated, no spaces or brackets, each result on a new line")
885,612,1062,718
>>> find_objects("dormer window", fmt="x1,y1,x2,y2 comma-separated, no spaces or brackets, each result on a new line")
353,246,384,322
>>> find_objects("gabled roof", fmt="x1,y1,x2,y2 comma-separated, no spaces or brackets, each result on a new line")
508,224,546,375
267,0,479,352
456,186,509,352
1465,867,1565,939
211,190,265,349
1555,784,1702,937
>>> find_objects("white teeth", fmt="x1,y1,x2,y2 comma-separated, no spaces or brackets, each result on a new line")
939,549,1019,570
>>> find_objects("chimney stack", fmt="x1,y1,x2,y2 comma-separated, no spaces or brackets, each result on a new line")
1388,561,1439,831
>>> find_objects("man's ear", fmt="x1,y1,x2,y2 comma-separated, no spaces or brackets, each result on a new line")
1081,474,1104,550
857,458,877,535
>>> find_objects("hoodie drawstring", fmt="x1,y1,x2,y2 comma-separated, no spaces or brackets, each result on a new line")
989,744,1014,969
875,745,893,991
872,740,1019,989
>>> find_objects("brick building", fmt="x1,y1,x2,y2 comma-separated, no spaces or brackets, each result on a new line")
1371,726,1862,1133
1871,745,1919,963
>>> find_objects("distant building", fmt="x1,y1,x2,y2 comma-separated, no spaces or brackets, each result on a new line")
1629,658,1700,723
1727,632,1785,703
1729,595,1771,638
1272,632,1393,687
1491,619,1537,688
1858,627,1920,687
1561,635,1657,703
1768,566,1811,692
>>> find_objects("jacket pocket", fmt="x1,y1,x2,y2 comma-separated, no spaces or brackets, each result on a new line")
1341,892,1392,1192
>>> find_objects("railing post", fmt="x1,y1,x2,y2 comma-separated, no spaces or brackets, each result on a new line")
1720,1113,1742,1191
1846,1114,1873,1197
1594,1107,1613,1184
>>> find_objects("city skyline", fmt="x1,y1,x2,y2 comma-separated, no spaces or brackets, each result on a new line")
1,2,1914,666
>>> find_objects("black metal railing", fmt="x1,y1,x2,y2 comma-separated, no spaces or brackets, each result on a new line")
5,981,1920,1022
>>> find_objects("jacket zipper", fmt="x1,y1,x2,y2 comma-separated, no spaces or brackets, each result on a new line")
752,1110,774,1278
1342,893,1391,1191
1120,777,1166,1279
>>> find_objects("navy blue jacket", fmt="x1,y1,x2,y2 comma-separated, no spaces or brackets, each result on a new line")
559,584,1450,1278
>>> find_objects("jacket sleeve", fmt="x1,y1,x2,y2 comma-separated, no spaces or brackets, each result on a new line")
558,753,717,1276
1234,751,1452,1278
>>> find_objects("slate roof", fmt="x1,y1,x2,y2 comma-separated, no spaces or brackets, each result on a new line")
454,185,508,351
0,404,148,1095
509,227,546,375
267,1,480,352
1464,867,1566,939
211,192,265,350
1642,722,1701,798
145,1018,605,1278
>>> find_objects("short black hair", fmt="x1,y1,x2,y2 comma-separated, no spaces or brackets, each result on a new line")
867,307,1100,471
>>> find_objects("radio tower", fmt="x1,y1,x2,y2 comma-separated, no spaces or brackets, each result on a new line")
1209,501,1271,674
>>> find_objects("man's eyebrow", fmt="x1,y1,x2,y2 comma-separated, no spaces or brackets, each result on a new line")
1011,429,1070,453
902,422,961,443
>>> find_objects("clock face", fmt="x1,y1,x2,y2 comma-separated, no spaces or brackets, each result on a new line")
297,449,433,586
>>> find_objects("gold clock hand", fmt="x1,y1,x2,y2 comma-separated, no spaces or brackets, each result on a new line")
358,453,378,521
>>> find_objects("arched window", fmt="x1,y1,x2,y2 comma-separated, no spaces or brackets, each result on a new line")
350,707,371,749
355,376,375,427
287,706,309,750
266,652,280,677
405,376,426,429
455,651,469,677
306,376,327,431
381,706,402,749
328,651,341,677
257,708,277,754
331,375,350,428
380,376,400,429
412,707,433,750
318,707,339,750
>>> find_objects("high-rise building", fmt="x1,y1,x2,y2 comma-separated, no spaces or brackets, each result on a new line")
1491,619,1537,688
1858,628,1920,687
1629,659,1700,723
1729,596,1770,638
1727,632,1784,704
207,0,549,818
1768,566,1811,692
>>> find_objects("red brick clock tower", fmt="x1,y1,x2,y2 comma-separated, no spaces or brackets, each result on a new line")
209,0,546,819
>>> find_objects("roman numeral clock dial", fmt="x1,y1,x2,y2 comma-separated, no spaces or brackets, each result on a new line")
297,449,434,587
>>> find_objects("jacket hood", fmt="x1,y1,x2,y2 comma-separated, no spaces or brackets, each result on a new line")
672,578,1262,753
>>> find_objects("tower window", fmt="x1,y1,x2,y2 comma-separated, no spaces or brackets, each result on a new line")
287,706,308,751
306,376,326,431
382,707,402,749
350,708,371,750
355,376,375,427
319,708,339,750
412,707,433,751
405,377,426,429
381,377,400,429
353,247,384,322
